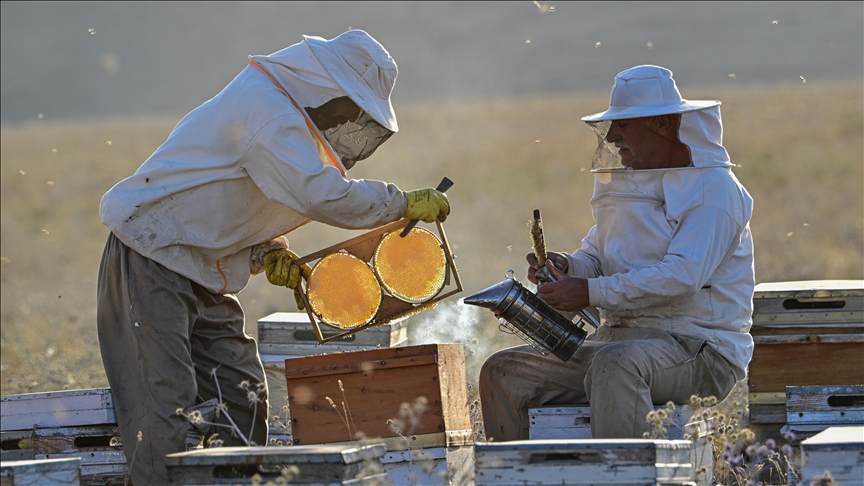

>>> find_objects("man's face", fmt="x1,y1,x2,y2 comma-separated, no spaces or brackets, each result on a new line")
605,115,683,170
306,96,362,131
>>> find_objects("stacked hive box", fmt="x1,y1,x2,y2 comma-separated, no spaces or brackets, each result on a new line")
0,389,127,485
257,312,407,441
475,439,697,486
528,405,714,486
283,344,473,485
747,280,864,442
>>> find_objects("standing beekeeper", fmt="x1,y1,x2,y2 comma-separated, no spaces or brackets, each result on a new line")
479,65,754,440
97,30,450,485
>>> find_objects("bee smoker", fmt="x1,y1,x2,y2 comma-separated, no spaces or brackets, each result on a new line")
464,275,588,361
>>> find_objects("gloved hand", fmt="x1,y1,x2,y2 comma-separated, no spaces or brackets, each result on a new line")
403,188,451,223
264,249,312,310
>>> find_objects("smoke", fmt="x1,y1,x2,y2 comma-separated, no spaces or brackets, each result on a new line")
407,297,522,386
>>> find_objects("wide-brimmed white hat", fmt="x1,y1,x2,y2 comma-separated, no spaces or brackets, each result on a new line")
582,65,719,122
304,30,399,132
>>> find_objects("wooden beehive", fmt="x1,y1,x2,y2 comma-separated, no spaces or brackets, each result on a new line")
0,457,81,486
798,426,864,486
165,444,387,485
528,405,713,486
474,439,696,486
32,424,127,483
257,312,408,440
284,344,471,448
748,280,864,439
0,389,115,431
0,389,127,485
781,385,864,444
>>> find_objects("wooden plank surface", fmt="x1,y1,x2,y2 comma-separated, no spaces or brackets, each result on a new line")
284,345,441,379
285,345,469,446
0,458,81,486
288,363,445,443
1,389,115,431
747,342,864,393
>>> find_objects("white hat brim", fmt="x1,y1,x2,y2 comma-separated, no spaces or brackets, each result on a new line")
304,35,399,132
581,99,720,122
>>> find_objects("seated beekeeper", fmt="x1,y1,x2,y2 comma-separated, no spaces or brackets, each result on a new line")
97,30,450,485
479,65,754,441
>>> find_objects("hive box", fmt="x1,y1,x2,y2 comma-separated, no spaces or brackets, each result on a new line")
798,426,864,486
0,389,127,485
475,439,695,486
0,389,115,432
257,312,408,438
0,457,81,486
529,405,713,486
284,344,471,447
165,444,387,485
747,280,864,440
781,385,864,444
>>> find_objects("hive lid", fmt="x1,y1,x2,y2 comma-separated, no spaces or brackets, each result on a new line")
754,280,864,299
165,444,387,466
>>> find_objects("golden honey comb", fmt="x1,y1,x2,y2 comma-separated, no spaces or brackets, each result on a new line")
374,228,446,303
307,252,381,329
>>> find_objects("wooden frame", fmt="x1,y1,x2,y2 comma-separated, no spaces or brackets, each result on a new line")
293,219,463,344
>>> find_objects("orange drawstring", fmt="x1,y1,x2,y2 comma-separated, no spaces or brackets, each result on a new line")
249,58,345,177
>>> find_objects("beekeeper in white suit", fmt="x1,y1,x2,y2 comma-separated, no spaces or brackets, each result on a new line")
480,65,754,441
98,30,449,485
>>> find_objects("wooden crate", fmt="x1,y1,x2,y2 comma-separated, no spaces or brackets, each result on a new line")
781,385,864,444
0,431,34,462
474,439,695,486
0,457,81,486
285,344,471,448
258,312,408,439
165,444,387,485
798,426,864,486
33,425,127,485
1,389,115,431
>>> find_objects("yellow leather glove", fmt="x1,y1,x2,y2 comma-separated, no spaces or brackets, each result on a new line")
264,249,312,310
404,188,451,223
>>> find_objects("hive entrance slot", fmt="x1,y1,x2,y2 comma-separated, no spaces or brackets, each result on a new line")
827,394,864,407
74,435,114,448
782,299,846,310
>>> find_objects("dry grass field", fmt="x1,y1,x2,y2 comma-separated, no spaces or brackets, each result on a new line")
1,82,862,396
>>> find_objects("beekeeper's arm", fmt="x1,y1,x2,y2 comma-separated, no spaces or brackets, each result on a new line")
587,204,742,311
243,115,449,228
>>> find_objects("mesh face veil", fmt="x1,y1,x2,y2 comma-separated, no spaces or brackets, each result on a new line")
323,111,393,170
587,120,625,171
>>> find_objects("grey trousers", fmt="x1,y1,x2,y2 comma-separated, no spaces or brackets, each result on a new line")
479,325,739,441
97,233,268,485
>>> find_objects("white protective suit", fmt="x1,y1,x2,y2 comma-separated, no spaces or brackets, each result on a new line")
480,65,754,440
96,31,409,485
100,31,406,294
570,104,755,378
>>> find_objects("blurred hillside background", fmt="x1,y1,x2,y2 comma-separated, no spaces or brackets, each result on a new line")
1,2,862,395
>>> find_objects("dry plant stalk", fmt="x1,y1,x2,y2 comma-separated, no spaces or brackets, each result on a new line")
530,209,547,266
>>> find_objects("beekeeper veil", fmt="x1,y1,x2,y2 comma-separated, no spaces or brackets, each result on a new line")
581,65,733,172
251,30,398,170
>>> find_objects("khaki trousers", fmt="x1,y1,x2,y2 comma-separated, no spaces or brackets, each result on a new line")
479,326,739,441
97,233,268,485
